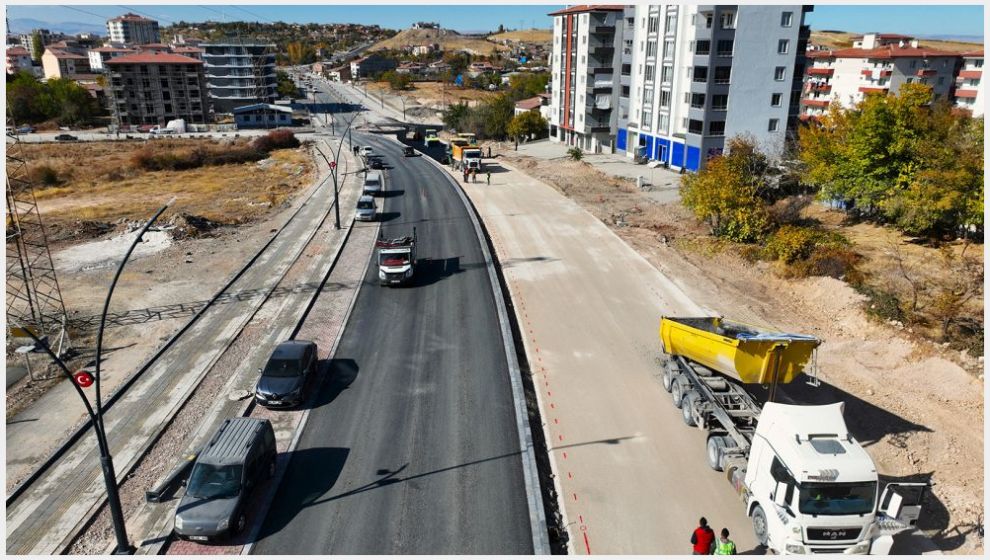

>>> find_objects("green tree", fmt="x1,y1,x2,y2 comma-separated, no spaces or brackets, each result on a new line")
506,72,549,101
442,101,470,131
31,31,43,62
6,71,47,123
507,110,547,141
681,137,775,242
480,94,514,139
275,70,299,97
381,70,411,91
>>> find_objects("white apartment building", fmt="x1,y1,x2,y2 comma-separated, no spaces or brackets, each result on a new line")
87,46,136,72
548,5,627,154
549,5,809,170
106,13,161,45
801,33,959,118
6,46,33,75
954,50,983,117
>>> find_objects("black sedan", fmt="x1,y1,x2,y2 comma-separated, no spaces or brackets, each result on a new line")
254,340,318,408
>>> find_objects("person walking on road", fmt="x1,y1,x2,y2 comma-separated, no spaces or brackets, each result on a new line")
713,528,736,555
486,171,491,185
691,517,716,555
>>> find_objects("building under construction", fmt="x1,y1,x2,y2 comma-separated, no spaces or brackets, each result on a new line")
201,42,277,114
106,50,209,127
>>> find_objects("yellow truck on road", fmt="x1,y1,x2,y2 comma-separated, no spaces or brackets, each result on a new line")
450,139,483,172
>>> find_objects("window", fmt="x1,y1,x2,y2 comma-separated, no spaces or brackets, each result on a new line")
688,119,704,134
774,66,786,81
646,41,658,58
768,118,779,132
665,14,676,34
937,76,945,85
582,35,586,44
975,59,984,68
660,65,672,83
717,40,734,56
712,94,728,110
777,39,789,54
906,77,914,84
909,60,916,69
704,13,713,29
164,104,173,113
659,89,670,108
781,11,793,27
691,93,706,108
663,39,675,59
621,85,630,96
645,65,656,82
621,63,631,76
693,66,708,83
640,109,652,130
714,66,731,84
643,88,654,104
648,16,660,34
696,40,711,55
720,11,735,29
771,93,782,107
658,114,669,131
709,121,725,136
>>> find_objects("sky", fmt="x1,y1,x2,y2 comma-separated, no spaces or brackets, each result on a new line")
4,3,985,38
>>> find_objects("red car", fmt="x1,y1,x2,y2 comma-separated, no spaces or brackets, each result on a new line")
136,124,156,133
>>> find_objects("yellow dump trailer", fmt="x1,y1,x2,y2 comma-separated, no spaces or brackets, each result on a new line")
659,317,820,385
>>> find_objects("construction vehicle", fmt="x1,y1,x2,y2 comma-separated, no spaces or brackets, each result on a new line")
376,229,416,286
424,129,440,146
659,316,928,555
450,139,483,172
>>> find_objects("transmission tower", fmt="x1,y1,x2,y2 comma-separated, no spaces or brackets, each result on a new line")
6,112,71,356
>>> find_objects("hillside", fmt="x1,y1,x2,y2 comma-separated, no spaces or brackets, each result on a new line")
369,27,510,56
811,30,982,53
487,28,552,44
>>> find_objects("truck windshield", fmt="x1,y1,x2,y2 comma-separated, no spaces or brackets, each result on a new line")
186,464,242,499
379,252,409,266
798,482,877,515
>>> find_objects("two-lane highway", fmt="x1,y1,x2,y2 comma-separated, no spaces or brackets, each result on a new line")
253,121,536,552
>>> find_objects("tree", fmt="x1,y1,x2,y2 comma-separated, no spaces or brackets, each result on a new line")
381,70,411,91
31,31,43,62
480,94,514,139
507,110,547,141
507,72,549,101
442,101,470,131
681,137,775,242
275,70,299,97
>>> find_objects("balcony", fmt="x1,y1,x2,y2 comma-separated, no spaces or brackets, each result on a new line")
809,83,832,94
959,69,982,79
801,98,830,107
807,67,834,77
916,68,937,77
591,45,615,59
858,86,888,94
955,89,978,99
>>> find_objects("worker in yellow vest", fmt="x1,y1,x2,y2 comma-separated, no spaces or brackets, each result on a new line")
714,528,736,555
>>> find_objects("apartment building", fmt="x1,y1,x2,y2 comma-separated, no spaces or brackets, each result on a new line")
105,51,208,126
87,46,137,72
6,46,33,75
548,5,627,153
106,13,161,45
954,50,983,117
201,43,277,114
800,33,959,118
349,54,398,79
41,47,91,79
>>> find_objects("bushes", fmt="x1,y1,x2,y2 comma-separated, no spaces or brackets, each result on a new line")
29,164,64,187
567,147,583,161
252,130,300,152
764,225,849,264
131,132,299,172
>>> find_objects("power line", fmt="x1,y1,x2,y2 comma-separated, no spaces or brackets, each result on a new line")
117,5,175,25
231,6,275,25
58,5,115,24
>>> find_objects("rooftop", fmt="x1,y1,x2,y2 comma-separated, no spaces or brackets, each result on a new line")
106,51,203,65
548,5,625,16
46,49,87,60
515,96,543,110
109,13,156,23
233,103,293,114
825,46,959,60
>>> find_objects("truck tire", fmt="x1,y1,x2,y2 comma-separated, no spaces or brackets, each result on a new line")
661,363,674,392
751,504,769,547
706,435,727,471
682,390,699,426
671,376,686,408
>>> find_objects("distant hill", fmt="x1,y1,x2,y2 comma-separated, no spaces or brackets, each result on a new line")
369,26,509,56
810,29,982,53
487,28,552,44
8,18,105,36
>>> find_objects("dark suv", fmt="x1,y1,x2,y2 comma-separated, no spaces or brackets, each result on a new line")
254,340,318,407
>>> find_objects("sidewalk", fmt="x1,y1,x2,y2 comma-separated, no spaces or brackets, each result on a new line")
511,139,683,204
451,158,756,554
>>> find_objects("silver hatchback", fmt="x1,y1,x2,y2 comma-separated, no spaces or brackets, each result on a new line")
355,195,377,221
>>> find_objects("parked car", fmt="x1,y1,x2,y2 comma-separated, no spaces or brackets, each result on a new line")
136,124,155,133
369,157,384,170
362,170,384,196
359,146,374,157
16,125,35,134
254,340,318,408
355,194,377,222
173,417,276,541
402,146,415,157
54,134,78,142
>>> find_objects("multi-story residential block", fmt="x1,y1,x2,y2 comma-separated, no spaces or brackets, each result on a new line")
201,43,277,114
19,29,59,61
87,46,137,72
548,5,627,154
171,46,204,60
550,5,810,169
349,54,398,79
6,46,33,75
954,50,983,117
105,51,208,127
800,33,959,118
106,13,161,45
41,47,91,79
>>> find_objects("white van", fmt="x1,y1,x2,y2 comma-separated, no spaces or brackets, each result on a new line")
363,171,384,196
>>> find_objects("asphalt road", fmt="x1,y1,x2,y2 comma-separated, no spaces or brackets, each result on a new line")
252,122,534,552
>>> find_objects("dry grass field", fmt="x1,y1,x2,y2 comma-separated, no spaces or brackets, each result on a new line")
811,30,982,52
487,29,552,44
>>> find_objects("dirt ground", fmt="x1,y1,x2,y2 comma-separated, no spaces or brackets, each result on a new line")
370,27,510,56
811,30,982,53
495,148,984,555
366,80,498,113
487,29,552,44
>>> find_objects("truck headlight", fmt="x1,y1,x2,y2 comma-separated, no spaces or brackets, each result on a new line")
175,515,184,530
405,269,413,277
379,270,386,280
848,541,870,554
791,525,801,534
217,518,230,531
785,543,806,554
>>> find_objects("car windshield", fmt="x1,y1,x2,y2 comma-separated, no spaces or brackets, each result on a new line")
357,200,375,210
798,482,877,515
365,180,380,187
186,463,242,499
263,358,301,378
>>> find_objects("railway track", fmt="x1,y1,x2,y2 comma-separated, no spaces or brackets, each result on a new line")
5,139,359,555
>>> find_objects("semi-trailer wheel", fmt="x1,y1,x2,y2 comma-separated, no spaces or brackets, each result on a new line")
751,504,769,546
682,390,699,426
706,435,728,471
671,376,686,408
661,362,675,392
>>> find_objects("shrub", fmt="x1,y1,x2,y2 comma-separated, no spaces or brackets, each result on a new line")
787,245,863,282
253,130,300,152
763,225,849,264
567,147,583,161
857,284,906,323
29,164,62,187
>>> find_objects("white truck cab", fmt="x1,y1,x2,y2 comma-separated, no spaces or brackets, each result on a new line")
737,403,926,554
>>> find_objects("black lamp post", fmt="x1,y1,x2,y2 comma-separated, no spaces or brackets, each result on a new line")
314,111,360,230
15,198,174,555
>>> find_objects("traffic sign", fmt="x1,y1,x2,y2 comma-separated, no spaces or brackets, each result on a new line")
330,161,337,169
74,371,94,388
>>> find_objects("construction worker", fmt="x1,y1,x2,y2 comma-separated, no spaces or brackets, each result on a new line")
714,528,736,555
486,171,491,185
690,517,716,555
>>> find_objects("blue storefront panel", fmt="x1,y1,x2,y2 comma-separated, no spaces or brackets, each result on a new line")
686,146,701,171
671,142,684,168
616,128,627,151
